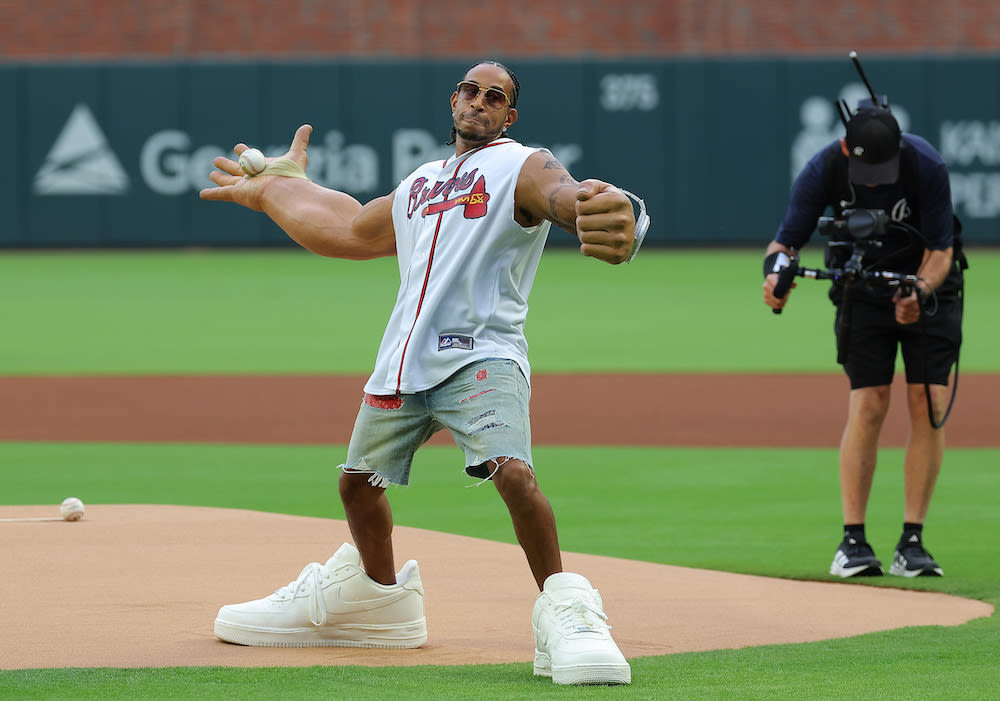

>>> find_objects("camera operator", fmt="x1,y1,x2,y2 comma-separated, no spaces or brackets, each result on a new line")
762,105,965,578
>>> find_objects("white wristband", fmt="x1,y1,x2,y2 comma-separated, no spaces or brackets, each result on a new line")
621,189,650,264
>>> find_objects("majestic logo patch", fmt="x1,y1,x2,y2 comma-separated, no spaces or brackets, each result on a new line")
438,334,474,351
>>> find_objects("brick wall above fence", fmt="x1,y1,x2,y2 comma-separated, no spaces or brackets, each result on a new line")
2,0,999,60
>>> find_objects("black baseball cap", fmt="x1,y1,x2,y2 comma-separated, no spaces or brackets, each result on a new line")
845,107,902,185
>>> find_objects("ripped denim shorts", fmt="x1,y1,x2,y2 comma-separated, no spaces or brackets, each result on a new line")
340,358,533,487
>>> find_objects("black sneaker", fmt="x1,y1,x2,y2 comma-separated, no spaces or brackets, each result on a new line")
889,535,944,577
830,537,884,578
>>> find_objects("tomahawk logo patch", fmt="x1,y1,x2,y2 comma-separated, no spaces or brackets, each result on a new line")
407,169,490,219
422,175,489,219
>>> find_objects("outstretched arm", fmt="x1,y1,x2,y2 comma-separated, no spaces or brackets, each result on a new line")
199,124,396,260
514,151,636,265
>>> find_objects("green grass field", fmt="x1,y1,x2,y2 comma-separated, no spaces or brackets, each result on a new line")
3,248,996,375
1,248,998,700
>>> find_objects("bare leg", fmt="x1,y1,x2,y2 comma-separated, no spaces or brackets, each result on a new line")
903,383,947,523
491,459,562,590
338,471,396,585
839,385,891,524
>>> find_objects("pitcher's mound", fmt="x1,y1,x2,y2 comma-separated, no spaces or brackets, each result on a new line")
1,504,991,670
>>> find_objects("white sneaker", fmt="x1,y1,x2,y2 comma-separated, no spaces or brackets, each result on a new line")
214,543,426,648
531,572,631,685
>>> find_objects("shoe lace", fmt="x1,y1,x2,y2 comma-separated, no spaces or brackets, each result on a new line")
551,596,610,636
274,562,328,626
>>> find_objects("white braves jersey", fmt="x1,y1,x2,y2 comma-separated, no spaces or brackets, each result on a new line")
364,138,552,395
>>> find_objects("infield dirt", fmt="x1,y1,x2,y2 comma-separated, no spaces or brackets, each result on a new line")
0,372,995,670
1,373,997,447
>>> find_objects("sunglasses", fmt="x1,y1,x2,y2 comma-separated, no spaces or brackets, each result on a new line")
455,81,511,110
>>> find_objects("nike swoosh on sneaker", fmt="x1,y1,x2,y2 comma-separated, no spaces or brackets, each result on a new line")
322,583,419,616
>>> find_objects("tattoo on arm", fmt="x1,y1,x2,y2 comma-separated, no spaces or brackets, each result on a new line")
541,156,578,232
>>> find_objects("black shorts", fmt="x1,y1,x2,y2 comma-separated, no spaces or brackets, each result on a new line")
834,295,963,390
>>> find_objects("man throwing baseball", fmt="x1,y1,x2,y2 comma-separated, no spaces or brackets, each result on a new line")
200,59,642,685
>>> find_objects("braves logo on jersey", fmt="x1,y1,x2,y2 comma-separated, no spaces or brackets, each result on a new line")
407,169,490,220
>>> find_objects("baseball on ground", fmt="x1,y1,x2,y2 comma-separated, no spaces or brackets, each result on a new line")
60,497,85,521
238,148,267,176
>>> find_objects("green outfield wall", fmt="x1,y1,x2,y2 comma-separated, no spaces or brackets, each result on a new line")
4,57,999,248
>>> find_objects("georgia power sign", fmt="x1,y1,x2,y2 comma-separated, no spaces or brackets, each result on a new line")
31,104,584,200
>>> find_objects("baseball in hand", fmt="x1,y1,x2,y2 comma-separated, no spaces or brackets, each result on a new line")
60,497,85,521
238,148,267,176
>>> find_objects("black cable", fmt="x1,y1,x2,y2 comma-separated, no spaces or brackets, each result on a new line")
857,220,925,284
920,287,962,430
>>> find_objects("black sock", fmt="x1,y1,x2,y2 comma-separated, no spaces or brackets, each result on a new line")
843,524,867,543
901,522,923,545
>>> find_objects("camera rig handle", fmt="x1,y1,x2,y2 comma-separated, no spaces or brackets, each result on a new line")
792,264,919,289
771,255,800,314
772,254,918,311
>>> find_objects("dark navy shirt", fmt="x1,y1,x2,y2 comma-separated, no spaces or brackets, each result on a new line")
776,133,954,260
